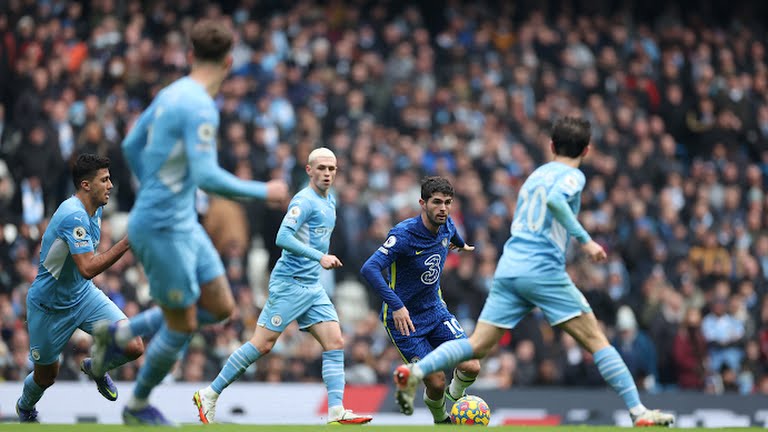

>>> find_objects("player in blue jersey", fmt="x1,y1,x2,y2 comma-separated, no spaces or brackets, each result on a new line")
89,19,289,425
392,118,675,427
360,177,480,424
192,147,373,425
16,154,146,422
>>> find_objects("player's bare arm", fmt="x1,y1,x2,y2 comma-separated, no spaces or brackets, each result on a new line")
71,236,131,280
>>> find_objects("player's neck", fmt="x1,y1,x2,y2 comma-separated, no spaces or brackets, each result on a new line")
420,213,440,235
310,183,329,198
75,192,98,217
188,68,223,97
552,155,581,168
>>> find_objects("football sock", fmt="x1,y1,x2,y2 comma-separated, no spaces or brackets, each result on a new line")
18,373,45,410
413,339,474,378
322,350,345,410
116,307,164,348
594,346,646,414
448,368,476,400
423,390,449,422
210,342,261,394
133,327,192,400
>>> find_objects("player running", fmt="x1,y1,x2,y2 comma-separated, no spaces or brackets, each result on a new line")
360,176,480,424
90,19,288,425
392,118,675,427
193,148,372,425
17,154,145,422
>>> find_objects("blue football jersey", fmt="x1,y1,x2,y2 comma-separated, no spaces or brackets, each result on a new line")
122,77,266,233
368,216,460,324
271,187,336,285
27,196,102,310
495,161,587,279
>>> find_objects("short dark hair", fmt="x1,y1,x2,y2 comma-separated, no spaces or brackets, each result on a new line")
189,19,233,63
421,176,454,200
551,117,592,158
72,154,110,189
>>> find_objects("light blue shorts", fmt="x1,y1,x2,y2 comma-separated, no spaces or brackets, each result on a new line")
257,278,339,332
27,287,126,365
478,275,592,329
128,223,224,309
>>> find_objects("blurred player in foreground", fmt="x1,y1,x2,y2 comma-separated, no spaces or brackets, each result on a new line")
18,154,145,422
91,19,288,425
392,117,675,427
193,148,372,425
360,176,480,423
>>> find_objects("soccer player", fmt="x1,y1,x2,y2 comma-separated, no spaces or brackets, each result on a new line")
359,177,480,423
392,118,676,427
90,19,289,425
17,154,145,422
193,147,372,425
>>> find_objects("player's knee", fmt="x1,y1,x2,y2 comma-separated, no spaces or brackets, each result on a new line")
124,337,145,360
34,370,56,388
423,372,447,391
325,335,344,351
459,359,481,377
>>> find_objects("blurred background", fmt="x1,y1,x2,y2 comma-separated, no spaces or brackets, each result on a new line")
0,0,767,400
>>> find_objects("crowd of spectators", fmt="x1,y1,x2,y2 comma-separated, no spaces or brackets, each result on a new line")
0,0,767,396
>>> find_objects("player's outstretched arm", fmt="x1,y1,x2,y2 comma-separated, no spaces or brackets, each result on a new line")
184,108,288,202
71,237,131,280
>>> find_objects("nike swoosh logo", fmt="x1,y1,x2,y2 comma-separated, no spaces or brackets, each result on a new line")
415,250,425,255
106,388,117,398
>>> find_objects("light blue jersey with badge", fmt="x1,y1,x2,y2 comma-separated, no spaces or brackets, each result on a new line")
271,186,336,285
27,196,102,310
122,76,266,232
495,161,588,279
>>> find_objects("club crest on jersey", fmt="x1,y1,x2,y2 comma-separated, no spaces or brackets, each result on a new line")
383,235,397,248
31,348,40,361
73,226,86,240
442,238,448,248
271,315,283,327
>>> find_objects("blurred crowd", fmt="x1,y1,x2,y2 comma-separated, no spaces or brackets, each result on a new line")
0,0,767,396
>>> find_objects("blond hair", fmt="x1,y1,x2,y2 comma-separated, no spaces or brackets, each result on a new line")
307,147,336,166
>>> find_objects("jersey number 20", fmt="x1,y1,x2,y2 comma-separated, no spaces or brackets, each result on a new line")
516,186,547,232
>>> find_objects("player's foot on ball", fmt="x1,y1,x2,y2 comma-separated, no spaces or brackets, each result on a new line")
632,409,675,427
193,388,218,424
393,364,419,416
81,358,118,401
122,405,174,426
327,409,373,425
91,320,124,377
16,399,39,423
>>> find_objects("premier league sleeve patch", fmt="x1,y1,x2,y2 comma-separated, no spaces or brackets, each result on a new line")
73,226,87,240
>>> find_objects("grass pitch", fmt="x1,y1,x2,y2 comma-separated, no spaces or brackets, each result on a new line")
0,425,764,431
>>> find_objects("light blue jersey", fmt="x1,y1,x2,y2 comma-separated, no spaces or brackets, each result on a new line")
123,76,266,232
495,161,590,280
26,196,126,365
271,186,336,285
28,196,102,310
122,76,267,308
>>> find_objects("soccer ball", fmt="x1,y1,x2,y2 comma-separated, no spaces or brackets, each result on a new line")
450,395,491,426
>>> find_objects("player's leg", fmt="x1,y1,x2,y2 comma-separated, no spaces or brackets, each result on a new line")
79,288,144,401
120,230,199,425
304,288,372,425
195,224,235,327
18,301,73,422
394,278,527,415
427,311,482,404
194,278,303,423
531,276,673,427
558,313,674,427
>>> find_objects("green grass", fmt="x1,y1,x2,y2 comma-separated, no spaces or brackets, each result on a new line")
0,426,764,431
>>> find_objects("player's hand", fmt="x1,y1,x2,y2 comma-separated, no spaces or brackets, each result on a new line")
320,254,343,269
449,243,475,252
392,307,416,336
581,240,607,262
265,179,289,206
